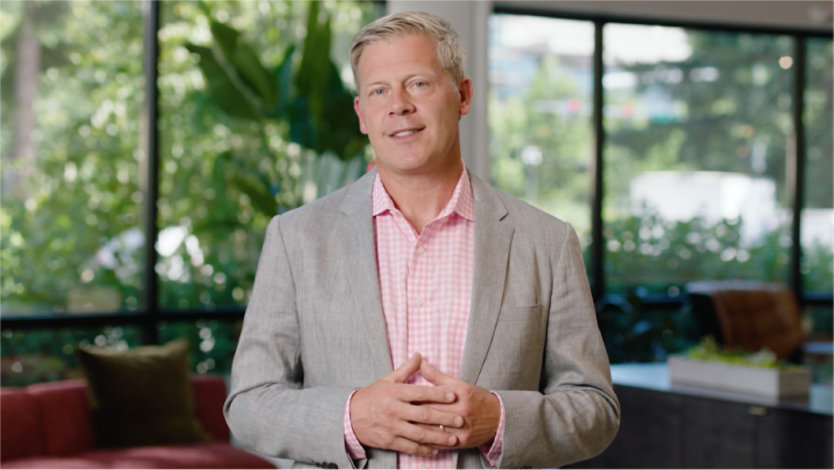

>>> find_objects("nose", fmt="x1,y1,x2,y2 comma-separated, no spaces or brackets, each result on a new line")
389,88,415,116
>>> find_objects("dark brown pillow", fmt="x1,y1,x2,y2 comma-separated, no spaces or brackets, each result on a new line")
76,339,211,448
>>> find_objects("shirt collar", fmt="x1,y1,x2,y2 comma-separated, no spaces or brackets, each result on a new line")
372,167,474,222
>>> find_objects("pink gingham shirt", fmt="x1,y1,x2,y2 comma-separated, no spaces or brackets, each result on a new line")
343,168,505,468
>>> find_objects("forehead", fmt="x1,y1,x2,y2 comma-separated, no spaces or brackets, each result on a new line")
356,34,441,84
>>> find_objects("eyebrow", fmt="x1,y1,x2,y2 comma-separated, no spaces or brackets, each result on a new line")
362,72,435,90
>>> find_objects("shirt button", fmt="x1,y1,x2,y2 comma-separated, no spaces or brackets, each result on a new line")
417,246,426,255
415,298,424,307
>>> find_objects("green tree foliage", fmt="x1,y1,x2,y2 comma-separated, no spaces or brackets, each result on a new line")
805,39,834,210
184,0,367,213
1,0,379,385
604,28,832,293
1,0,145,314
489,19,832,364
600,29,832,358
605,211,792,294
1,326,144,387
155,0,376,311
608,32,796,197
489,55,592,238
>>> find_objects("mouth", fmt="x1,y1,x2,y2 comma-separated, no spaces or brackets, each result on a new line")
388,127,424,138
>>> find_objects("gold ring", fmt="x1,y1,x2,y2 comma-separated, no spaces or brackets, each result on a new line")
439,425,445,432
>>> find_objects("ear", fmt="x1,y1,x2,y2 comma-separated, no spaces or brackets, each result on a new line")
354,96,368,135
457,78,473,116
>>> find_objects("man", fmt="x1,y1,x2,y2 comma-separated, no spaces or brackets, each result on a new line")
224,11,620,469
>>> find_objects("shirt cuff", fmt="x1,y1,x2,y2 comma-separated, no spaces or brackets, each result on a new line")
344,389,367,460
479,392,506,467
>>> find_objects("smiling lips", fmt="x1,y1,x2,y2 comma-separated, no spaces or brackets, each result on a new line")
389,127,424,138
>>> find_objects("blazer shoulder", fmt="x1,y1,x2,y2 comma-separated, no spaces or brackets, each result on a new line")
472,174,573,234
271,170,375,229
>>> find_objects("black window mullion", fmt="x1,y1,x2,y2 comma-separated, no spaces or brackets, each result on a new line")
790,35,806,302
141,0,161,345
590,20,606,302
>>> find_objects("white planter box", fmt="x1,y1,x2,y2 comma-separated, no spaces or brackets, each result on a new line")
667,355,812,399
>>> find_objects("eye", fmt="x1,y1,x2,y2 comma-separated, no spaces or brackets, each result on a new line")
408,80,431,94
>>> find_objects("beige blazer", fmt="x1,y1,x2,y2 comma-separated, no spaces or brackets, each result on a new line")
224,169,620,469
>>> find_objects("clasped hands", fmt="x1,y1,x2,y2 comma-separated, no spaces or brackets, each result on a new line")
349,353,500,457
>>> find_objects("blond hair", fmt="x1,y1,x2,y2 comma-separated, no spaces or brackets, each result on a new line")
350,11,466,87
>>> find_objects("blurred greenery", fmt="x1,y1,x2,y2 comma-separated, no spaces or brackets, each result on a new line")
489,17,832,366
681,336,796,370
598,29,832,363
1,326,143,387
602,28,811,287
1,0,145,315
489,52,592,242
596,294,700,364
604,212,799,294
158,319,242,376
155,0,376,311
0,0,380,386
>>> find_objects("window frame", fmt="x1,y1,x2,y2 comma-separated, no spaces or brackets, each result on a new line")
491,5,832,312
2,2,831,342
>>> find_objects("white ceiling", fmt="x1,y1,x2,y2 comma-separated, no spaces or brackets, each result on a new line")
495,1,833,33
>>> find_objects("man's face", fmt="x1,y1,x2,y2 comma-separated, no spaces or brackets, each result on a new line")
353,34,472,177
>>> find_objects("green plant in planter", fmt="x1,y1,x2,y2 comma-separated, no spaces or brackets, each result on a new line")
684,336,801,370
186,0,367,214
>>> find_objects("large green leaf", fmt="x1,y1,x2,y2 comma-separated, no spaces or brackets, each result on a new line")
288,96,316,150
185,44,259,120
186,0,367,206
295,1,334,124
315,61,364,160
212,150,277,216
295,1,330,97
265,44,296,120
289,2,363,161
208,20,278,108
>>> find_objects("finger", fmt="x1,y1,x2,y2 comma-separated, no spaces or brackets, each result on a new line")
399,421,459,448
396,383,456,404
387,436,441,457
385,353,423,383
399,401,464,428
419,360,457,386
414,423,462,450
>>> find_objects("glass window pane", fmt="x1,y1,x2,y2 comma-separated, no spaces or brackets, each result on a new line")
488,14,594,252
157,1,379,310
0,1,145,315
603,24,794,295
802,37,833,295
158,319,242,376
1,326,143,387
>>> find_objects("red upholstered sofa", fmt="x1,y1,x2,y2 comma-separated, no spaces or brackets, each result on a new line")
1,375,275,468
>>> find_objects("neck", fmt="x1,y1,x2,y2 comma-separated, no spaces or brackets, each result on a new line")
378,161,464,234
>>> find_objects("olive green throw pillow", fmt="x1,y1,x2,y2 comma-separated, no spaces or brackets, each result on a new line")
76,339,212,448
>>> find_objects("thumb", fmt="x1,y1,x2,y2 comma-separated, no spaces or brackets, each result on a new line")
385,353,422,383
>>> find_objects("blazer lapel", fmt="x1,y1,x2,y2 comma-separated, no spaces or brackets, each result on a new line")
460,174,514,384
339,170,394,375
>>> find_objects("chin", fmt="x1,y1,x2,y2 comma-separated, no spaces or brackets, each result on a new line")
377,156,432,172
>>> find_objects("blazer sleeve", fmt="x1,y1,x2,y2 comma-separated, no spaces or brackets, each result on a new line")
223,215,357,469
493,226,620,469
